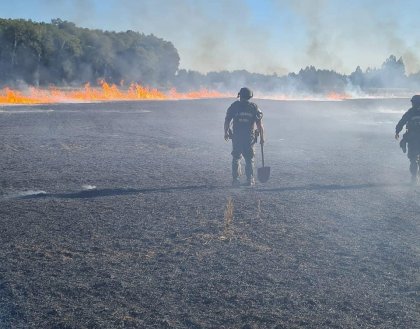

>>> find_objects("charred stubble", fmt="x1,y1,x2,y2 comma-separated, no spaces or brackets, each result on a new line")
0,99,418,328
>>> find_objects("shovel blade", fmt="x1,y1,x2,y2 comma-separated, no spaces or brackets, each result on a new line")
257,166,270,183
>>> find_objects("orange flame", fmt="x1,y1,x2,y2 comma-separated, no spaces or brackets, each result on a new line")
325,92,350,100
0,80,227,104
0,81,354,105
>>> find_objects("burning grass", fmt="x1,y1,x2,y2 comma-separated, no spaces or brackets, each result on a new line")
0,80,227,105
2,82,407,105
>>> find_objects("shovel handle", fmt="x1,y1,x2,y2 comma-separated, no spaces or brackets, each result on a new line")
261,143,265,167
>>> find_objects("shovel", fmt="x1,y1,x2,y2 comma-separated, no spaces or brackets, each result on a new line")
257,143,270,183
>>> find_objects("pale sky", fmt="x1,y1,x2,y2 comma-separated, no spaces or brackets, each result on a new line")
1,0,420,75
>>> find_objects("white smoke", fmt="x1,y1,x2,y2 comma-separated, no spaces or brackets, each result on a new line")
12,0,420,75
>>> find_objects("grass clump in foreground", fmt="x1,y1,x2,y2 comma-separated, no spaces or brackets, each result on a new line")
220,197,234,241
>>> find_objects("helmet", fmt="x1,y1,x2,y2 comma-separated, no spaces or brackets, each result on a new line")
237,87,253,99
411,95,420,105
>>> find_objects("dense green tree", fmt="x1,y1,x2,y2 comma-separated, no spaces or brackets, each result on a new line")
0,18,179,87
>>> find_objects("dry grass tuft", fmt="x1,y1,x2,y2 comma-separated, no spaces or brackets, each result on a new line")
220,197,234,240
256,199,262,220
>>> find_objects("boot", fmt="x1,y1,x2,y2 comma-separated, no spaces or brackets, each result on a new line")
245,177,255,187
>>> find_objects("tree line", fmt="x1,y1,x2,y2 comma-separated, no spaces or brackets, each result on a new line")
0,18,179,87
1,18,419,95
174,55,420,95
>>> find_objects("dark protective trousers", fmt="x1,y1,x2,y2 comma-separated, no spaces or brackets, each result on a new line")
407,142,420,177
231,140,255,180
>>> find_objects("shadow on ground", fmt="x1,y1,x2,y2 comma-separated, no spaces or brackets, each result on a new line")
12,182,408,200
257,182,406,193
16,185,214,199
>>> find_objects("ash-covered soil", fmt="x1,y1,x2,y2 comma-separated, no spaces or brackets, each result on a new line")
0,99,418,328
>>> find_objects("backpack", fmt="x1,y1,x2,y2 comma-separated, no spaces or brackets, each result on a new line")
407,110,420,134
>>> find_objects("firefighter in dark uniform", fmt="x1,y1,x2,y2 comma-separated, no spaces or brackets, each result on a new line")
395,95,420,184
224,87,265,186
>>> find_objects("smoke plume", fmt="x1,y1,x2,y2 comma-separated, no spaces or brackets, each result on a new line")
13,0,420,75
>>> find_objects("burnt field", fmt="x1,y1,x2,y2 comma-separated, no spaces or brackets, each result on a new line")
0,98,419,328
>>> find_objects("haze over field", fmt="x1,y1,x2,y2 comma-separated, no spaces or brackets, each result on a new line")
2,0,420,75
1,1,420,99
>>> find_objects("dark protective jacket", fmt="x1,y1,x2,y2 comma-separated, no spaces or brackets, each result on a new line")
225,100,263,144
395,106,420,135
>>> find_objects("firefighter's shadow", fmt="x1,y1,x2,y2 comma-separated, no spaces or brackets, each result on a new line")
17,185,216,199
257,182,406,192
15,182,409,200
